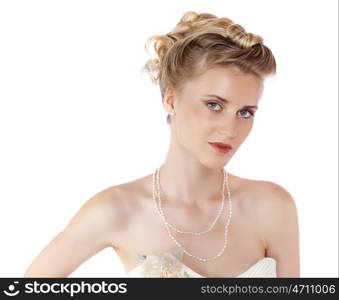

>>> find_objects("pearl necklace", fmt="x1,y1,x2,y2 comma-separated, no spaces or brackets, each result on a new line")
152,166,233,262
155,166,226,235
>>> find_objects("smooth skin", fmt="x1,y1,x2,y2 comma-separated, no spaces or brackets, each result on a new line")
24,66,300,278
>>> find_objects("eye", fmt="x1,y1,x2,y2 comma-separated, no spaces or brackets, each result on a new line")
206,102,222,112
238,109,255,119
205,101,255,119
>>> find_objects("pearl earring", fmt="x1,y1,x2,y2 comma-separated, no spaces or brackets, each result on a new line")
169,111,175,116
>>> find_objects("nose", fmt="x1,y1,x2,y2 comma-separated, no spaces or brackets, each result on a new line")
217,116,238,140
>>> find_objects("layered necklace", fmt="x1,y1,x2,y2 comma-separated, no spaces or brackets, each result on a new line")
152,165,232,262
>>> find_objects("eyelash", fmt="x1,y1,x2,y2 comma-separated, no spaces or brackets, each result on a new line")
205,101,255,119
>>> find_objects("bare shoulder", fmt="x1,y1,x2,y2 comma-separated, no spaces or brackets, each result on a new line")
229,173,298,243
231,173,300,276
87,184,132,224
23,179,147,277
253,179,298,222
85,175,152,245
230,173,296,211
244,176,298,230
65,183,137,249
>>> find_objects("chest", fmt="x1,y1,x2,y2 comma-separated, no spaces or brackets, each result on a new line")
115,196,266,277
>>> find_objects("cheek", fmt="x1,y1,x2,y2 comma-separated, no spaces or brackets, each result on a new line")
239,122,254,139
178,102,205,127
175,103,206,142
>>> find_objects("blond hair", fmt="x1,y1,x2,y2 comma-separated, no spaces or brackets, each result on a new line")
142,11,276,124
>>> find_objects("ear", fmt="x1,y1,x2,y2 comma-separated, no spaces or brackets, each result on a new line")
163,86,176,114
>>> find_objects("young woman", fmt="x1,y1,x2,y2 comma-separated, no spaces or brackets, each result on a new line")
24,11,299,278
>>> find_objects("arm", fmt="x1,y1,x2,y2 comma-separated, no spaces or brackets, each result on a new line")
23,187,126,277
258,182,300,277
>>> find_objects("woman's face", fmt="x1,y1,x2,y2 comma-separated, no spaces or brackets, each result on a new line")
165,65,264,168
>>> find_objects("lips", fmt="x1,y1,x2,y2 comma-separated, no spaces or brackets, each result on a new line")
208,142,233,154
209,142,233,150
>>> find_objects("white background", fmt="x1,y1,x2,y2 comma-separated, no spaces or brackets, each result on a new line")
0,0,337,277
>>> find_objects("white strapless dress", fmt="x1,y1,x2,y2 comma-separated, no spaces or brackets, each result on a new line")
125,248,277,278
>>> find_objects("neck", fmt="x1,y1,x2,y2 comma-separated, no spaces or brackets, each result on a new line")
157,140,224,206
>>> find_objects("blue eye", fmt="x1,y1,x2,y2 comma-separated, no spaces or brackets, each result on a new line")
206,101,255,119
238,109,254,119
206,102,222,111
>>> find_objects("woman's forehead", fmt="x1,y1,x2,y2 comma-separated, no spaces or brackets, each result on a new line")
179,66,263,102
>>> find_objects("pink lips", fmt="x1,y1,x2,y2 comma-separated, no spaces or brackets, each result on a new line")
209,142,233,153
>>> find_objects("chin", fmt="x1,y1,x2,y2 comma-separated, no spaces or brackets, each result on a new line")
199,156,230,171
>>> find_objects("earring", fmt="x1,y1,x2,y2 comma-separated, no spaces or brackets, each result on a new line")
169,111,175,116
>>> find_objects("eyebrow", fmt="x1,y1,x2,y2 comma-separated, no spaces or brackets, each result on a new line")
202,94,258,109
